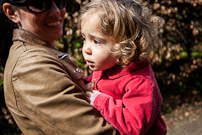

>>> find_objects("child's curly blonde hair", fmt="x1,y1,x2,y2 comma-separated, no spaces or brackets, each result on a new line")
79,0,164,67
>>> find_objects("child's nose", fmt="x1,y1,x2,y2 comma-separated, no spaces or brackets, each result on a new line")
83,43,92,55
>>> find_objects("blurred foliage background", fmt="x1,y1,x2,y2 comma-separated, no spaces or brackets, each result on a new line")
0,0,202,134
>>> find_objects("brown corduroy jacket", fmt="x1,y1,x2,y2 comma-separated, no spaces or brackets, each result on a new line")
3,29,118,135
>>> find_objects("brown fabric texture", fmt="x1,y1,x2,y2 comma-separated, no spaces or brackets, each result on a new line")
4,29,118,135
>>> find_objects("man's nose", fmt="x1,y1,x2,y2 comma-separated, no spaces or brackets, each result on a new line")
48,0,61,16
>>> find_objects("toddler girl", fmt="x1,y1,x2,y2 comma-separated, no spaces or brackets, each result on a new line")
79,0,167,134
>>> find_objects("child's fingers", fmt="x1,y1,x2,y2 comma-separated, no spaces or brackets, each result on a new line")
86,83,94,91
92,90,100,94
86,91,93,98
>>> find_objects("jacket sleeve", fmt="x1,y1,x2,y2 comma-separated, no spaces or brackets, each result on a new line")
11,49,118,135
92,77,161,135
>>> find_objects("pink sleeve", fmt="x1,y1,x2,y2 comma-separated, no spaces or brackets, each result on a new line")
92,78,161,135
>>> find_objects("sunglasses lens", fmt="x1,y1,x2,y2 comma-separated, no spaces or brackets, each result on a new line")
28,0,51,13
27,0,66,13
54,0,66,9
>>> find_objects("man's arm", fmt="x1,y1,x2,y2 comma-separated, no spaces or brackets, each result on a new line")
11,49,118,135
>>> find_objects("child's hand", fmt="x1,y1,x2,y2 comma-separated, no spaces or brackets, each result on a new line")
86,90,101,99
85,82,94,91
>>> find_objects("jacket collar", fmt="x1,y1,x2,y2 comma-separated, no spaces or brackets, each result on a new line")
94,59,149,80
12,29,84,79
12,29,53,49
12,29,67,57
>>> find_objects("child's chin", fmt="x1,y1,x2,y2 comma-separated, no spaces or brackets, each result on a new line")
89,66,99,71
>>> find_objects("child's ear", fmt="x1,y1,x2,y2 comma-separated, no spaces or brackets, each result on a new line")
3,3,20,23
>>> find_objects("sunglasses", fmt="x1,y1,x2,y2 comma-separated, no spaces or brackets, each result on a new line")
9,0,67,13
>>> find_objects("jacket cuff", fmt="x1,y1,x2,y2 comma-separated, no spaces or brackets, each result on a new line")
90,92,101,106
92,93,111,111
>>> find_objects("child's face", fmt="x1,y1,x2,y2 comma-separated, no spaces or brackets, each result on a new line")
81,13,117,71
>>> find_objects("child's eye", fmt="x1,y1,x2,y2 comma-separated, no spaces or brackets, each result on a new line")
94,39,100,45
82,36,86,41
